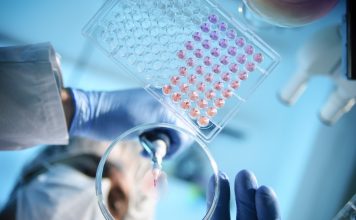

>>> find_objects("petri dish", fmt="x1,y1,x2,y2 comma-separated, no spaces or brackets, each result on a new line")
96,123,219,220
242,0,339,28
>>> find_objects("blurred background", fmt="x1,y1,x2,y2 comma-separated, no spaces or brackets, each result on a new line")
0,0,355,219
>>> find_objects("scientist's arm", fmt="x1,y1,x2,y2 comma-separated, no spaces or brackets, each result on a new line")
0,43,191,152
67,88,192,156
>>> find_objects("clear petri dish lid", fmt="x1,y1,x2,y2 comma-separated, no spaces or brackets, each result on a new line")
96,123,219,220
83,0,281,143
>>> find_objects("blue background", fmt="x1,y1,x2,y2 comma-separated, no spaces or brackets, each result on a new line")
0,0,355,219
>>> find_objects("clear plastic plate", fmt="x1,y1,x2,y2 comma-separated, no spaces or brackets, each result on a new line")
95,123,219,220
83,0,280,142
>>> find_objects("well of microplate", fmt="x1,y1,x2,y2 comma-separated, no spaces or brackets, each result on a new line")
96,123,219,220
83,0,280,143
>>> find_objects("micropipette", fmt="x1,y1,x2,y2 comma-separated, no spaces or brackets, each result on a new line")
139,134,168,187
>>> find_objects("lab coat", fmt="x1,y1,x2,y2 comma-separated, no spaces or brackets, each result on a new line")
0,43,68,150
4,138,157,220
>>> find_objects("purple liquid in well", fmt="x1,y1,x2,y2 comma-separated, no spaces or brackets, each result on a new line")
200,23,210,32
208,14,219,23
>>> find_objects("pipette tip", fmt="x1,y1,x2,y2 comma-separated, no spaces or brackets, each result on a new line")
152,168,161,188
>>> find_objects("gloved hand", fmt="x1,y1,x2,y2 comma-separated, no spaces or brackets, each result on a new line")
207,170,281,220
68,88,192,156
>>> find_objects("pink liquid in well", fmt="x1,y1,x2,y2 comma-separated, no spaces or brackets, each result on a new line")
253,53,263,63
188,74,197,84
180,100,191,110
207,107,217,117
214,81,223,91
198,99,208,109
215,98,225,108
179,67,187,76
180,83,189,93
171,92,182,102
166,14,271,128
187,58,194,67
170,76,180,85
221,72,231,82
239,71,249,80
196,65,204,75
231,80,240,89
185,41,194,50
205,73,213,83
177,50,185,59
189,91,199,101
162,85,172,95
197,82,206,92
197,116,210,127
245,62,256,72
189,108,200,118
205,89,216,100
223,89,233,98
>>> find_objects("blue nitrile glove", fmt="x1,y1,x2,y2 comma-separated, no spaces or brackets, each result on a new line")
207,170,281,220
68,88,192,156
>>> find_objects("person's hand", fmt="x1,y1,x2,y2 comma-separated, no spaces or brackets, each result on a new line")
207,170,281,220
68,88,192,155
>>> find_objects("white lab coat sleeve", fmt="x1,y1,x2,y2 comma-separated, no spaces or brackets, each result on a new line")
0,42,69,150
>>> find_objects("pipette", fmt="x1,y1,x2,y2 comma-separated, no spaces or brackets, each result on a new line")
139,133,168,187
